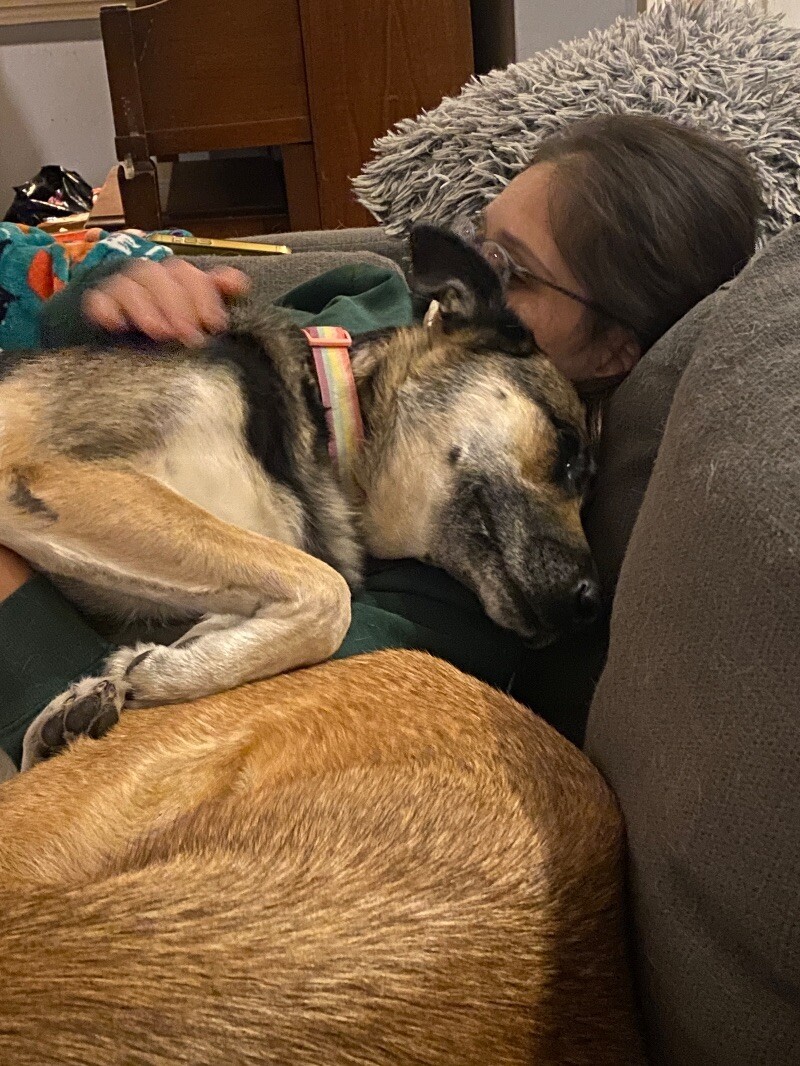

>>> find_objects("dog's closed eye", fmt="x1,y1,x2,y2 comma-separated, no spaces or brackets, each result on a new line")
553,427,591,496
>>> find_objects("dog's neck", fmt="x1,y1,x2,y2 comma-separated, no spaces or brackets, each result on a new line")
346,327,424,494
301,324,428,568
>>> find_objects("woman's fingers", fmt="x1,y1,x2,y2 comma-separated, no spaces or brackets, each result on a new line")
157,257,230,336
84,272,179,342
209,265,251,299
82,257,250,344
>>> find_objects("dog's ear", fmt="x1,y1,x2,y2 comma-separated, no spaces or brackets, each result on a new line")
409,225,535,355
410,224,504,321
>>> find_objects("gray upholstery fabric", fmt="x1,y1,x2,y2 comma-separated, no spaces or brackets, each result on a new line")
583,287,724,597
191,229,404,304
586,223,800,1065
0,747,16,784
247,228,406,267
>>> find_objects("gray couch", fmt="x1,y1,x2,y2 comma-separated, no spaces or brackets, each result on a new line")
196,224,799,1064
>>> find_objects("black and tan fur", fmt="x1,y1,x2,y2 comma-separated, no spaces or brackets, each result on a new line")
0,227,598,769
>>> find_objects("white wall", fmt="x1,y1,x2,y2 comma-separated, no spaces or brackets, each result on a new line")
645,0,799,20
776,0,800,23
0,20,116,212
515,0,638,60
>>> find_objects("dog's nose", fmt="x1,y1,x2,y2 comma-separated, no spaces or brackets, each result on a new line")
540,574,603,635
571,577,602,626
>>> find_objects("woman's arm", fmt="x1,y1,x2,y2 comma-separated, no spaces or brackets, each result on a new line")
41,254,249,349
0,546,32,601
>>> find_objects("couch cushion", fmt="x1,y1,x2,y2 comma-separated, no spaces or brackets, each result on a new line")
353,0,800,245
585,223,800,1064
582,288,722,597
247,228,406,267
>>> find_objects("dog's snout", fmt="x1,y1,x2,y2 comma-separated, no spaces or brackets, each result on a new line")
538,571,603,635
572,577,602,626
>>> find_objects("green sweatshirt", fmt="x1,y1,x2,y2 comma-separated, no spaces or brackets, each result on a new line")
0,260,606,766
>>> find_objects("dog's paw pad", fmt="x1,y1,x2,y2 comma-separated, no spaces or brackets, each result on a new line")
39,709,67,750
21,678,127,770
63,691,103,734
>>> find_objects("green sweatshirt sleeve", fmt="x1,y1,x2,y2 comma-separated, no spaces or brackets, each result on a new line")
39,257,141,349
0,576,113,766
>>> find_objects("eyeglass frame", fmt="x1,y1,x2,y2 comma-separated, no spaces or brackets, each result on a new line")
458,213,634,335
481,237,613,315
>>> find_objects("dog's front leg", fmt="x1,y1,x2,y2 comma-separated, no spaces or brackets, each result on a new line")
0,459,350,768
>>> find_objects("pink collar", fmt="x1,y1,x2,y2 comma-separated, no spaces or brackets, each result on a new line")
302,326,365,483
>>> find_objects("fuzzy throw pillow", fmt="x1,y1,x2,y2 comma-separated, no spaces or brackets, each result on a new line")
353,0,800,244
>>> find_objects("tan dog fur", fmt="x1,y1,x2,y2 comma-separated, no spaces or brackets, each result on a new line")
0,651,643,1065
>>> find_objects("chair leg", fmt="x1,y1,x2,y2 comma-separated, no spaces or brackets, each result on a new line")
282,143,322,231
118,159,163,231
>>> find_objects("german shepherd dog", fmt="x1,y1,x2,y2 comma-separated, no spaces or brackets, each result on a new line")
0,226,599,770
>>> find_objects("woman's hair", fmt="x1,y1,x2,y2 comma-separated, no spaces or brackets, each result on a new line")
535,113,763,355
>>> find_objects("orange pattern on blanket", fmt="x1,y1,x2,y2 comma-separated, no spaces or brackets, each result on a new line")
55,229,101,270
26,249,59,299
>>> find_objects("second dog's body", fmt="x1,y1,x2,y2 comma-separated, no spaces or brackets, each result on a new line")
0,651,643,1065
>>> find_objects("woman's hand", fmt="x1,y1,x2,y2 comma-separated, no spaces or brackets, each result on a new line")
0,546,32,602
82,256,250,347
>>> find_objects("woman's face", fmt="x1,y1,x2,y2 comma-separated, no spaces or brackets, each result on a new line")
482,162,639,382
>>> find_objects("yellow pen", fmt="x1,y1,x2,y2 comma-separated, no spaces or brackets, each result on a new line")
150,234,292,256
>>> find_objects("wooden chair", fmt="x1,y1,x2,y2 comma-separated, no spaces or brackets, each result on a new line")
99,0,322,235
100,0,475,234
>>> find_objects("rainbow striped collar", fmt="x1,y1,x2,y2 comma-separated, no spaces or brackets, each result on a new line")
302,325,365,486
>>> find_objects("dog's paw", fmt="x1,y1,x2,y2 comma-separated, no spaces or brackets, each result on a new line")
107,640,201,705
105,617,243,705
104,642,166,706
21,677,127,771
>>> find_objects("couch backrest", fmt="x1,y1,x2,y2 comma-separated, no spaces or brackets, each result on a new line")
586,224,800,1064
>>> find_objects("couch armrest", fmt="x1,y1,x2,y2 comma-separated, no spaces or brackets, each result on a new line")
247,228,408,270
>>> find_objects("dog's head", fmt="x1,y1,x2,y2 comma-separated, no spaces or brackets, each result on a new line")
353,225,601,646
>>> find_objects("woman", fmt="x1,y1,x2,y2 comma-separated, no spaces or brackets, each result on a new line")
481,113,759,378
0,113,761,765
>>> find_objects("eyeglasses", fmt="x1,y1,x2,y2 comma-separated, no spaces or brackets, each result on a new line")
478,237,615,321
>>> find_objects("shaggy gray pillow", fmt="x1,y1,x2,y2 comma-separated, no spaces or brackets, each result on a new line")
353,0,800,242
